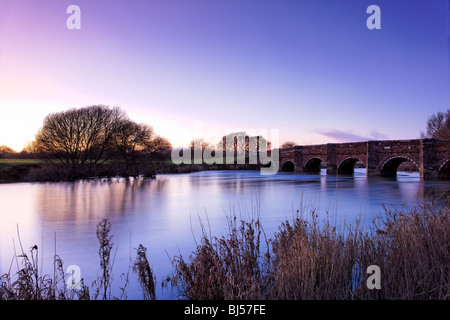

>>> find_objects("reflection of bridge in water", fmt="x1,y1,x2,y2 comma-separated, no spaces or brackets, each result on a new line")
279,139,450,180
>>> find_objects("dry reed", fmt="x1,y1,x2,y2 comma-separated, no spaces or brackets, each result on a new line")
133,244,157,300
167,203,449,300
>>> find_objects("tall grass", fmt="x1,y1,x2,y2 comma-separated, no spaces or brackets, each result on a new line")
167,203,449,300
0,229,89,300
366,204,449,299
1,202,449,300
94,218,114,300
133,244,157,300
0,219,155,300
266,212,361,299
166,217,270,300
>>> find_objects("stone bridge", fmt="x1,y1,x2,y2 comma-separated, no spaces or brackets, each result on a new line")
279,139,450,180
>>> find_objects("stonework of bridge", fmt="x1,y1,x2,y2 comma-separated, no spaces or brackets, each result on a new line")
279,139,450,180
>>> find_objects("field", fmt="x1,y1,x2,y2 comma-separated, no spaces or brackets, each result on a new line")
0,159,45,167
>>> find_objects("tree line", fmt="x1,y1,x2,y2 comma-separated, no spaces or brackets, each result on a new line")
189,135,297,156
3,105,172,180
34,105,171,175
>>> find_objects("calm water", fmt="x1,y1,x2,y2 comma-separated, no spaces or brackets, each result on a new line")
0,169,448,299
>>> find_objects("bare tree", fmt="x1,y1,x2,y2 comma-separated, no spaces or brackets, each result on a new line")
218,132,246,152
0,145,16,158
0,145,15,153
189,138,209,151
23,140,40,154
146,135,172,160
424,109,450,139
218,132,270,152
34,105,174,179
281,141,296,148
113,120,154,173
214,132,271,165
35,105,126,174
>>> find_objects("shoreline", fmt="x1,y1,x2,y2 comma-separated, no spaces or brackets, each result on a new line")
0,160,263,184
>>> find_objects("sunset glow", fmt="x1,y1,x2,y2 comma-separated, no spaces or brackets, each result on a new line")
1,0,449,151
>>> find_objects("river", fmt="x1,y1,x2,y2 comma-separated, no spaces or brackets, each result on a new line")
0,169,448,299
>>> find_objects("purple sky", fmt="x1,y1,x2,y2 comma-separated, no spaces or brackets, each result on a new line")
0,0,449,150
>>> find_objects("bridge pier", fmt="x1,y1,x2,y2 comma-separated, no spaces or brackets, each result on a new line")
293,146,304,172
420,139,439,180
366,141,381,177
326,143,337,175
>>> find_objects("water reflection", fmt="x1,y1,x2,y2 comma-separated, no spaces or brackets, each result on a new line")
0,170,448,299
35,178,170,222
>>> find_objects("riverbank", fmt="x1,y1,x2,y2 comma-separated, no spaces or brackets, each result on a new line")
1,201,448,300
0,159,43,182
0,158,263,183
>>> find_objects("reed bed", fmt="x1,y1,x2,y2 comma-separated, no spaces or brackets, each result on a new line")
0,219,155,300
1,202,449,300
167,203,449,300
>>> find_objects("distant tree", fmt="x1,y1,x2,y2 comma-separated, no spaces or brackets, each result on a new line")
281,141,296,148
227,132,247,152
423,109,450,139
145,135,172,160
0,145,16,158
0,145,15,153
189,138,209,151
255,135,271,151
218,132,271,152
22,140,40,154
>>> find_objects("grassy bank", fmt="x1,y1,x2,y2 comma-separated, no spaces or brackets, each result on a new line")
0,159,159,182
0,159,44,166
0,158,262,183
0,159,45,182
1,202,449,300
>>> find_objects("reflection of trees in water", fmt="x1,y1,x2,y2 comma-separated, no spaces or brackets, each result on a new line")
36,178,168,221
34,172,448,226
189,172,255,194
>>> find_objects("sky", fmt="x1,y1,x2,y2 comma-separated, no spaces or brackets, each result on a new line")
0,0,449,151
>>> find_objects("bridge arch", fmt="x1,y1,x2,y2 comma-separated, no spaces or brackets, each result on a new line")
337,157,366,175
281,160,295,172
438,159,450,179
304,157,323,172
379,156,420,177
